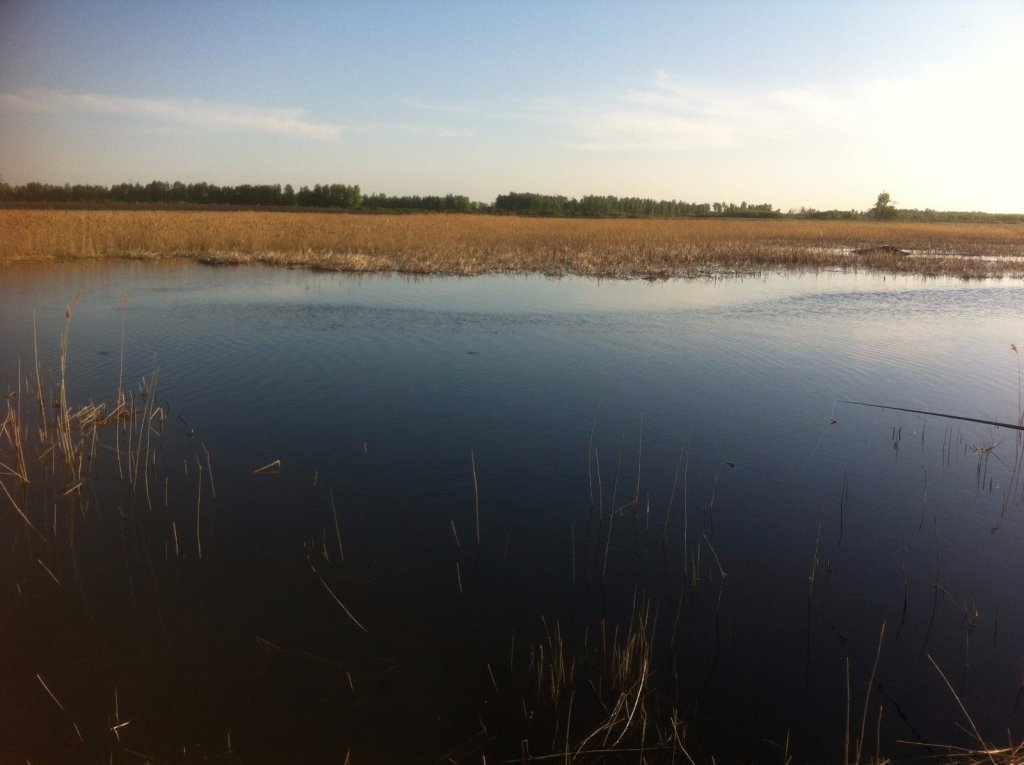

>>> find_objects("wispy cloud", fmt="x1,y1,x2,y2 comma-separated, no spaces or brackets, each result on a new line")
399,96,484,117
565,55,1024,155
0,89,345,140
391,123,475,139
567,72,853,152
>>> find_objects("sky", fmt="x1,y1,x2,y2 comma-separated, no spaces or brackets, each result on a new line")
1,0,1022,213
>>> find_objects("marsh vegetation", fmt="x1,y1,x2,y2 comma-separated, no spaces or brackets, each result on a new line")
3,209,1024,279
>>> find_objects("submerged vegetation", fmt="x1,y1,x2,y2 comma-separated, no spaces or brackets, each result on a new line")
3,209,1024,279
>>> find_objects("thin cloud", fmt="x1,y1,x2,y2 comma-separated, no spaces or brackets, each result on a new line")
571,111,739,152
399,96,483,116
391,123,475,139
568,74,851,152
567,57,1023,156
0,89,345,140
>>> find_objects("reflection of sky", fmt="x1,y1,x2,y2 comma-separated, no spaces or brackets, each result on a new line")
3,264,1022,441
3,263,1023,399
3,261,1024,758
6,260,1023,314
262,269,1024,315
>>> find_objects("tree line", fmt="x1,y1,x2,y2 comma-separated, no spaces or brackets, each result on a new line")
0,180,479,213
0,180,775,218
493,192,778,218
0,180,367,209
1,179,1020,222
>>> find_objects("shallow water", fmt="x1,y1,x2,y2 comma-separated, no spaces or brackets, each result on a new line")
2,261,1024,762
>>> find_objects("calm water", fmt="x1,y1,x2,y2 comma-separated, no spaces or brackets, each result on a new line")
2,261,1024,763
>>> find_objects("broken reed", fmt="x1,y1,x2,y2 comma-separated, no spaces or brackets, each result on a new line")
0,310,194,554
522,595,688,761
3,209,1024,278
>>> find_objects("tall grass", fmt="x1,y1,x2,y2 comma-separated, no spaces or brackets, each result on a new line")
0,317,234,762
3,209,1023,278
0,309,166,543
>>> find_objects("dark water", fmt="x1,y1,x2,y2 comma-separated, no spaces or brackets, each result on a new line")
2,261,1024,763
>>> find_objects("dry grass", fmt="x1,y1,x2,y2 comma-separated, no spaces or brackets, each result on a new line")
520,599,691,763
0,309,164,543
3,209,1024,278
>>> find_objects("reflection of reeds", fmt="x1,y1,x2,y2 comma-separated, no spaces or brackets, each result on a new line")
4,210,1024,278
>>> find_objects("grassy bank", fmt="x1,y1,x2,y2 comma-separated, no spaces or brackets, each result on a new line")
3,209,1024,278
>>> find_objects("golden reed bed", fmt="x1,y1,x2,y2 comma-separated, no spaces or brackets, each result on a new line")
2,209,1023,278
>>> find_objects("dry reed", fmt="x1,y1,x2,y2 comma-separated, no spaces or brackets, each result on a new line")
0,310,165,546
3,210,1024,278
521,596,691,762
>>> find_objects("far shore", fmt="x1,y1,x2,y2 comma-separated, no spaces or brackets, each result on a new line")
3,209,1023,279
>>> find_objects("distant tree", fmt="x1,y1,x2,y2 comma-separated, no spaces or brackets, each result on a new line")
145,180,170,203
871,192,897,220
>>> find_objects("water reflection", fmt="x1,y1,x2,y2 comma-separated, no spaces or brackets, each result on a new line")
1,261,1023,762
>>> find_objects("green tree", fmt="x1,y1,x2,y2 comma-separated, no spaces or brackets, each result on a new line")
871,192,897,220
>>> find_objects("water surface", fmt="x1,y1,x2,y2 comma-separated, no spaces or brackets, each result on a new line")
2,262,1023,762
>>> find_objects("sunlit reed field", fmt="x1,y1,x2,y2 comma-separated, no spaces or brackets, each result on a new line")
3,209,1024,278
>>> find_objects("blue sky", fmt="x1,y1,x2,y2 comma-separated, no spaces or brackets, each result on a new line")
1,0,1022,212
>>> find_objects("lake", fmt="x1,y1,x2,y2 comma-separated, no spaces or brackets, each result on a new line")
2,261,1023,763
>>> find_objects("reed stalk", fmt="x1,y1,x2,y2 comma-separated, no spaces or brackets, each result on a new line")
330,486,344,561
471,449,481,546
